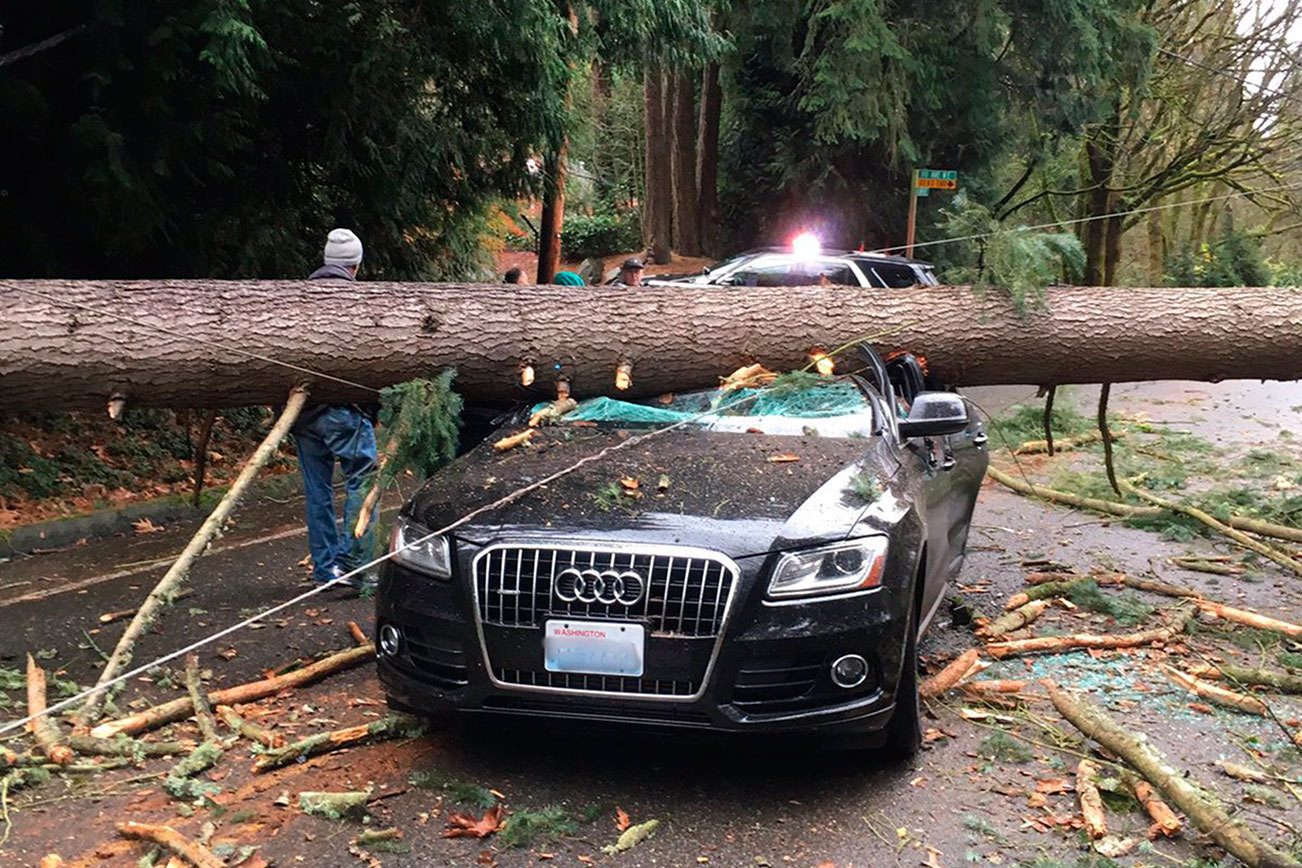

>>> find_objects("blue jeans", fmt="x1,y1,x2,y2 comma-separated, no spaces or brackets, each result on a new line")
293,406,378,583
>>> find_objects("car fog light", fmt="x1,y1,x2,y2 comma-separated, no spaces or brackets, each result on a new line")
379,624,402,657
831,654,868,689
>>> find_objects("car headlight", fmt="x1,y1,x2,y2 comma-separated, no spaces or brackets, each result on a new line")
768,538,888,599
389,518,452,579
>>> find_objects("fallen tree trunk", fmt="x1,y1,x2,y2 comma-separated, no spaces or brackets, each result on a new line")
3,282,1301,411
1047,682,1300,868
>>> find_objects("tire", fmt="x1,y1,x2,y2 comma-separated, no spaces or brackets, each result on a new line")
882,601,922,758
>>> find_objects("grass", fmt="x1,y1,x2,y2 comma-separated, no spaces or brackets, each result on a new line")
976,731,1033,763
497,806,576,848
1278,651,1302,671
591,482,639,513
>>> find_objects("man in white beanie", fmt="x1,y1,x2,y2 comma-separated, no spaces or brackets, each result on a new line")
295,228,379,589
310,228,364,280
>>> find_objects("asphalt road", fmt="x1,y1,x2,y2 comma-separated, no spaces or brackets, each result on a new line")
2,380,1301,867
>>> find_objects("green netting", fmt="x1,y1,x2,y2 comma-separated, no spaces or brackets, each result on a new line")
532,380,870,425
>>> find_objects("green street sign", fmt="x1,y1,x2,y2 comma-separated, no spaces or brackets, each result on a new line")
915,168,958,191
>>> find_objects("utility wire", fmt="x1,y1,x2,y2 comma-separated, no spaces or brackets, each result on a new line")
0,372,824,738
7,285,382,396
1156,46,1302,110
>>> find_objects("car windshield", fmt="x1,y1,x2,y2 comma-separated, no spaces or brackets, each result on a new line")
535,378,878,437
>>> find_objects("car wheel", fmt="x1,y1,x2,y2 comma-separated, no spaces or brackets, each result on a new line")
883,602,922,758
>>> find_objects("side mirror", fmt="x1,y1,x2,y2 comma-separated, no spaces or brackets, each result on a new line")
897,392,969,439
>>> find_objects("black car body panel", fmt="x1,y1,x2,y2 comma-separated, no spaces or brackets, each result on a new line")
376,366,986,743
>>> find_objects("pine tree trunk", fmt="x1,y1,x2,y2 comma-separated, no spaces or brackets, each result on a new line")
4,281,1302,412
695,60,722,256
1082,138,1115,286
536,142,568,284
642,63,672,264
1146,206,1165,284
670,69,700,256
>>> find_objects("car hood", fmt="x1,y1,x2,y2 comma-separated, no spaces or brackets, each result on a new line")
405,426,911,560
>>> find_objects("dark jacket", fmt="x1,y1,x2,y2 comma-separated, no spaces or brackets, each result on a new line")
308,263,357,281
299,262,378,428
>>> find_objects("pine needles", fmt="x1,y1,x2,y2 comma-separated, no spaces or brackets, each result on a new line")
375,371,463,488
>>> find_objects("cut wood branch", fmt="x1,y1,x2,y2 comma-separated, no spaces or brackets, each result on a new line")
25,655,73,765
91,642,373,738
492,429,535,452
979,599,1050,637
1171,555,1242,576
1047,681,1300,868
5,283,1302,412
1194,600,1302,639
116,821,224,868
989,467,1302,543
183,654,219,743
66,734,191,759
1187,663,1302,694
1124,773,1182,837
1015,430,1120,455
1119,479,1302,578
251,714,418,773
987,466,1160,518
919,648,980,698
1164,666,1268,715
347,621,370,647
215,705,282,749
1077,759,1107,840
354,413,408,540
76,386,309,726
986,605,1190,659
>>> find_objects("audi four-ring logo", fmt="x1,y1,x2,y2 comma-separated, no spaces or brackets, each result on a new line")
554,567,645,605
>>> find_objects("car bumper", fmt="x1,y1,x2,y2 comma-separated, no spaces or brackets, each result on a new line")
375,554,913,740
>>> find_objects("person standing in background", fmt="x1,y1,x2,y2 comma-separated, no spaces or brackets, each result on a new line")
296,228,379,590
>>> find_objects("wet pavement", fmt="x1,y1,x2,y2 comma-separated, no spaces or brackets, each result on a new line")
2,380,1301,866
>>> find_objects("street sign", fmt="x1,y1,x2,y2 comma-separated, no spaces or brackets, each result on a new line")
915,168,958,190
906,169,958,256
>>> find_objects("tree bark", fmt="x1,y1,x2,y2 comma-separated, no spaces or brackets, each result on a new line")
536,143,568,284
642,63,672,264
670,69,700,256
3,282,1302,413
696,61,722,256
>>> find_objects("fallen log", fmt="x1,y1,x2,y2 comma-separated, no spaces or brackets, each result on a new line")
1014,431,1118,455
4,283,1302,412
986,605,1191,659
919,648,980,698
1118,480,1302,578
979,599,1050,637
216,705,282,749
1047,682,1300,868
251,714,419,773
65,734,191,759
91,642,374,739
25,655,73,765
1077,759,1107,840
1125,774,1182,838
183,654,219,743
116,821,224,868
76,386,310,726
988,467,1302,544
1187,663,1302,694
1194,600,1302,640
1164,666,1268,716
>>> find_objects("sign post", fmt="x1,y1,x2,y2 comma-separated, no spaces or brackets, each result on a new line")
906,169,958,257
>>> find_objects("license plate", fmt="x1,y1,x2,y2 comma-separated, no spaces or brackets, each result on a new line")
544,620,645,677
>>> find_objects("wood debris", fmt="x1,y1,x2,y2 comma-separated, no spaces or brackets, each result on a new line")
116,821,224,868
252,714,419,773
919,648,981,698
1163,667,1268,716
1076,759,1107,840
986,605,1190,659
492,429,535,452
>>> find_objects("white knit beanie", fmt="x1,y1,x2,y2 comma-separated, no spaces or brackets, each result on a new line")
323,228,363,266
